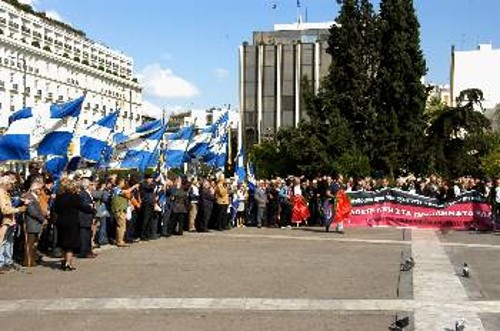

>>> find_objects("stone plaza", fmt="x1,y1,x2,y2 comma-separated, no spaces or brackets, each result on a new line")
1,227,500,330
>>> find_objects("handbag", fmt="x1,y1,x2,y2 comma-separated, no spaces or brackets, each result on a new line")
125,205,133,221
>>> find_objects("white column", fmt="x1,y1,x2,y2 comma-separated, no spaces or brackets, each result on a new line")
257,45,264,144
238,45,244,151
294,44,302,127
314,42,321,94
276,44,282,132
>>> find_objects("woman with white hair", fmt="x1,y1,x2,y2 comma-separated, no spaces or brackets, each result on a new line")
23,181,45,267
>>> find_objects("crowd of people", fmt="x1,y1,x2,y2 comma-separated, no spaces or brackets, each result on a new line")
0,161,499,273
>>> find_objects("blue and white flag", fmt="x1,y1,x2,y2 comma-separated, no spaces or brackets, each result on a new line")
0,97,84,161
204,112,229,169
109,120,166,172
165,126,194,169
187,126,213,159
234,147,246,182
73,111,118,163
247,161,257,194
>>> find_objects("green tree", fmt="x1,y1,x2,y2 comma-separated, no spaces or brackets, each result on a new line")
428,89,491,177
375,0,428,175
426,95,448,123
325,0,377,159
481,133,500,177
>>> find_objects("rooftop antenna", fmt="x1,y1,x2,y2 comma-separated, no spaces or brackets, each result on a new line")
296,0,303,25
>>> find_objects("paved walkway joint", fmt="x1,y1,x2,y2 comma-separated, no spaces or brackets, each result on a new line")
412,229,485,331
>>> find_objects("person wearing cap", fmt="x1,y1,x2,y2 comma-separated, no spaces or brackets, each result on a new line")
0,175,27,272
23,181,46,267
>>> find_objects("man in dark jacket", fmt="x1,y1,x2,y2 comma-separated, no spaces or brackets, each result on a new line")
166,178,189,236
78,178,96,258
23,181,45,267
254,181,268,228
198,179,215,232
139,175,155,241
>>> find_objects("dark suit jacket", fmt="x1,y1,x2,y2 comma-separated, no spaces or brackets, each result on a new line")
25,192,45,234
78,190,96,228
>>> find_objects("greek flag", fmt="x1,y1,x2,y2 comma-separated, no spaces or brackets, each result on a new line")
0,96,84,161
234,147,246,182
247,161,257,194
187,126,213,159
110,120,166,172
75,111,118,163
187,112,229,160
204,112,229,169
165,126,194,169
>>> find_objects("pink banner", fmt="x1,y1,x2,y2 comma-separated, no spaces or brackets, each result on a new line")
346,190,493,230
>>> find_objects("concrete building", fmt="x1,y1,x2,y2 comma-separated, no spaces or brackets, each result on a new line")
169,107,238,130
239,21,333,147
428,84,451,106
0,0,143,132
451,43,500,109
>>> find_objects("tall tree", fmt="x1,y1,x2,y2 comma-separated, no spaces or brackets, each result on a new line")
323,0,378,158
375,0,428,175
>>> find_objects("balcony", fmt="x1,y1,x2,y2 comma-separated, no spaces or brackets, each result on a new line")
11,84,18,93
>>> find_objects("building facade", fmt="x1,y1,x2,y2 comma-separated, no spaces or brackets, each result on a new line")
451,43,500,109
239,22,333,147
428,84,451,106
0,0,143,132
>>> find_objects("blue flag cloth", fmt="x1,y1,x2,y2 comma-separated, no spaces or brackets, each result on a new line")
0,96,84,161
204,112,229,169
78,111,118,162
165,126,194,169
234,147,247,182
247,161,257,195
110,120,166,172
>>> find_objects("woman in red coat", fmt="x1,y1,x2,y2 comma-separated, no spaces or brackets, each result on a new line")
331,188,352,234
291,178,310,226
